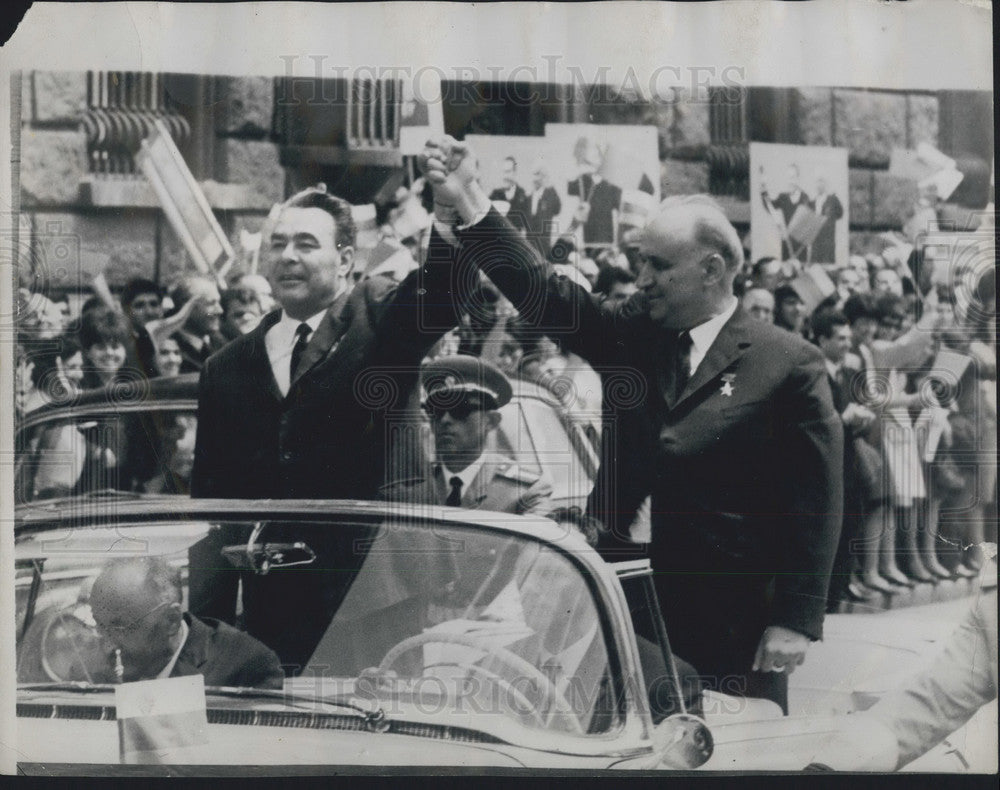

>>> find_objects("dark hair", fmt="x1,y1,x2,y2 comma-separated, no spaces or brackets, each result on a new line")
547,236,576,264
120,278,161,309
843,292,879,324
221,285,261,316
546,506,601,548
594,266,636,296
78,305,129,350
283,185,357,250
80,295,104,316
773,284,801,307
875,292,906,322
811,309,850,341
752,257,779,278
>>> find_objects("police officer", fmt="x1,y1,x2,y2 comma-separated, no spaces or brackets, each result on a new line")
382,355,553,515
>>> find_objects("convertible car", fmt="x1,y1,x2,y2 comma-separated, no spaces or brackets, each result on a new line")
14,373,597,510
12,494,979,774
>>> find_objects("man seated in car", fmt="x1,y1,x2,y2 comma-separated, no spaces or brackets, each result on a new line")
380,354,553,515
88,556,284,688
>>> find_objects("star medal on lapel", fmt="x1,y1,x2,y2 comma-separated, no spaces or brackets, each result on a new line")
720,373,736,397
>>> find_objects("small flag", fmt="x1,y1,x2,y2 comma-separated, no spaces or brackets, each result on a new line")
928,349,973,389
919,168,964,201
116,674,208,764
790,264,837,314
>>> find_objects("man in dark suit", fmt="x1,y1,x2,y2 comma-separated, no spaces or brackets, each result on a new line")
418,137,844,713
813,309,877,607
525,162,562,255
567,137,622,249
380,355,553,515
761,164,814,261
811,174,844,264
87,557,284,688
120,278,162,378
189,184,462,669
488,156,532,234
167,276,228,373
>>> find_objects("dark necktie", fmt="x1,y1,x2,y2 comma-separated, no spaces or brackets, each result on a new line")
290,323,311,381
672,330,693,405
445,476,463,507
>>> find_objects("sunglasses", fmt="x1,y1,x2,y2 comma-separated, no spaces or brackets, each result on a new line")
423,398,488,421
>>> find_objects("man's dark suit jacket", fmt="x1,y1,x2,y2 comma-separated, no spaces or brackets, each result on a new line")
124,326,156,378
489,184,531,233
175,331,228,374
765,190,814,261
87,614,284,688
429,208,844,690
190,258,463,669
812,193,844,263
525,186,562,254
170,614,284,688
568,175,622,246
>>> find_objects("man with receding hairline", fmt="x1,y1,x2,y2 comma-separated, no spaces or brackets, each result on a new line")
418,136,843,713
88,556,283,688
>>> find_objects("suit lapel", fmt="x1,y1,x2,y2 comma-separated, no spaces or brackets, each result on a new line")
170,615,207,677
674,308,753,411
289,291,350,389
247,310,284,403
431,464,449,505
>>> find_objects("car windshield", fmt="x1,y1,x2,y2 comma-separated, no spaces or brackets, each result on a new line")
16,516,615,738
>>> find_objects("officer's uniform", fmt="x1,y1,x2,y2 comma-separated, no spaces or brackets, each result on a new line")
380,355,553,516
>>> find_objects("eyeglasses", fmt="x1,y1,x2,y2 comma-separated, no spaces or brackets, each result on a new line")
423,399,487,421
93,600,179,639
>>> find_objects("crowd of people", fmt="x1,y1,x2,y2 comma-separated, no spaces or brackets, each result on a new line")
11,134,997,766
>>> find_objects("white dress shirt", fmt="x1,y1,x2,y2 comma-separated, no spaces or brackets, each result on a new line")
686,296,739,376
439,454,486,504
265,309,327,397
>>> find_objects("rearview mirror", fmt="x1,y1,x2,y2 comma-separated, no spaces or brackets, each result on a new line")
222,541,316,575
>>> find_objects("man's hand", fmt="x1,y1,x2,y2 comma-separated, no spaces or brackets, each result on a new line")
842,402,876,431
417,136,491,226
753,625,809,674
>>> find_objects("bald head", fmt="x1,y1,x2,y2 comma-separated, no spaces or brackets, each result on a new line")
91,556,181,616
90,557,184,681
742,288,776,323
635,201,743,329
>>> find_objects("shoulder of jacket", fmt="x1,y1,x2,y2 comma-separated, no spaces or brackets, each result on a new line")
493,461,542,485
377,476,428,492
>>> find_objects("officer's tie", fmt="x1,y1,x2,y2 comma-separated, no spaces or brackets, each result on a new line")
445,476,463,507
290,323,312,381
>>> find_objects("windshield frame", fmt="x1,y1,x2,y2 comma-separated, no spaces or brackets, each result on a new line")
15,498,656,756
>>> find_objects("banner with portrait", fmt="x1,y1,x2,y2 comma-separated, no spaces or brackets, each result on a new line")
750,143,849,268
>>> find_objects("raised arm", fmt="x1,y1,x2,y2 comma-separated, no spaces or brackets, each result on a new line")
418,136,631,367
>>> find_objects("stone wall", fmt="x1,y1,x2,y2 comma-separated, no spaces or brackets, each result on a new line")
18,71,284,293
652,87,988,257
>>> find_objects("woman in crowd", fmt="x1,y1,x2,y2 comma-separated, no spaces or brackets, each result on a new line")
773,284,807,336
78,306,131,391
152,335,184,378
